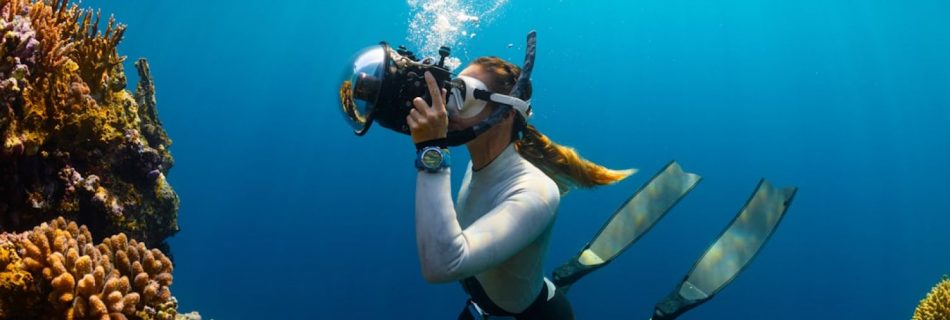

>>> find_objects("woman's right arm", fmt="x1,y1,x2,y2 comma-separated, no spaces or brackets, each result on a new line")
415,170,559,283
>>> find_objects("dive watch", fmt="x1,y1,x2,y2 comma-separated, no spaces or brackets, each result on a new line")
415,146,450,173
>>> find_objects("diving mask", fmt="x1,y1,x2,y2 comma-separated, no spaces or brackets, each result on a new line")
446,75,532,120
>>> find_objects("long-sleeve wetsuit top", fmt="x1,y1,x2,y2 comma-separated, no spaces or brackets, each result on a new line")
415,144,561,313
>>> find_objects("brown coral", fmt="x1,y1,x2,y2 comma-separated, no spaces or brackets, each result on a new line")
9,217,179,320
914,275,950,320
0,0,178,249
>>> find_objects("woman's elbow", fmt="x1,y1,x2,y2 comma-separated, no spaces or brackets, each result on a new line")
420,264,457,283
422,271,453,284
419,238,469,283
422,267,454,284
420,253,468,283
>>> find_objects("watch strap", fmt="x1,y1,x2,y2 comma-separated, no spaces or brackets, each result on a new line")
415,138,448,152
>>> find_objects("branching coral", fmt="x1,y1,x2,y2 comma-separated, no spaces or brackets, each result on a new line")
0,0,178,249
2,217,179,320
914,275,950,320
0,8,38,101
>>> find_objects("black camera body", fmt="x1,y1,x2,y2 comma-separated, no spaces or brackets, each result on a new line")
364,44,454,135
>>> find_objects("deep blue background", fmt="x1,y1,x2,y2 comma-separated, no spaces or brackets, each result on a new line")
81,0,950,318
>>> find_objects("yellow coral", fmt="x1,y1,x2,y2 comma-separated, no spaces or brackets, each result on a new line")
1,240,38,317
914,275,950,320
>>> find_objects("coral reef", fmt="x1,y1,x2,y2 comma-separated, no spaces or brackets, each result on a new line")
0,1,193,318
1,217,180,319
0,0,179,249
914,275,950,320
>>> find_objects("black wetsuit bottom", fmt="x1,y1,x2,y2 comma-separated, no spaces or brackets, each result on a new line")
458,277,575,320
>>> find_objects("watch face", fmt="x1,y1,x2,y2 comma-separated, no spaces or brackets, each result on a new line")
421,148,444,169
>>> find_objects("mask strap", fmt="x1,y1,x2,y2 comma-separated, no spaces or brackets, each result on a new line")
472,89,531,119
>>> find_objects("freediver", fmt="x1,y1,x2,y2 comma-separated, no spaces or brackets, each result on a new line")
339,32,797,320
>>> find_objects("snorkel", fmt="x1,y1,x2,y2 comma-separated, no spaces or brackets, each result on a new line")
339,31,537,146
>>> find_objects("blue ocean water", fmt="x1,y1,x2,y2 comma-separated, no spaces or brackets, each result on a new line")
82,0,950,319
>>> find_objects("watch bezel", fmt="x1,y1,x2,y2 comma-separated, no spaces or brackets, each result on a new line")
420,147,445,170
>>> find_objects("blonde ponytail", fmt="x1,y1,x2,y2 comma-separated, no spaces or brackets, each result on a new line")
515,124,634,194
471,56,634,193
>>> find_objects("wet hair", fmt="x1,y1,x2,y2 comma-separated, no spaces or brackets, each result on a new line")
471,57,633,193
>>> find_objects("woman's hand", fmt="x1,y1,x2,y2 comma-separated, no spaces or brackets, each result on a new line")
407,71,449,145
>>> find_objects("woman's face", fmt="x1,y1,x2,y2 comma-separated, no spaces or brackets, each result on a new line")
448,64,496,131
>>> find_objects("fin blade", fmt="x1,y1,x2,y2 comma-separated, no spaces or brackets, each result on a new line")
553,161,701,289
652,179,798,320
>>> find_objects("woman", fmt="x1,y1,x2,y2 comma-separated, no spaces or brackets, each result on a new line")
409,57,632,319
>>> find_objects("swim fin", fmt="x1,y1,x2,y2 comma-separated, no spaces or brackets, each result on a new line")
651,179,797,320
552,161,701,291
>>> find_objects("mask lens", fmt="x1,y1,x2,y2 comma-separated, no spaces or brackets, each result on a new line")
340,45,386,133
445,78,466,117
449,76,488,119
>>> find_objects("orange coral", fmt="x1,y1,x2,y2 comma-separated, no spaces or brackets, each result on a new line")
11,217,179,320
914,275,950,320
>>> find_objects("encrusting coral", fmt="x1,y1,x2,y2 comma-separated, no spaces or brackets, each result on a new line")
0,237,39,317
1,217,180,319
0,0,178,250
914,275,950,320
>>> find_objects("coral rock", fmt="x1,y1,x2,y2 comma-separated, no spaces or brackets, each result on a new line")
0,1,198,319
3,217,179,319
0,238,40,317
914,275,950,320
0,0,179,250
174,312,201,320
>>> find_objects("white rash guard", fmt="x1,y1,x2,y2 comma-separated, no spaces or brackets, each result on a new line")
415,144,561,313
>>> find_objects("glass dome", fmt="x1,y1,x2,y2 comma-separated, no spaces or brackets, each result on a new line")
339,45,386,134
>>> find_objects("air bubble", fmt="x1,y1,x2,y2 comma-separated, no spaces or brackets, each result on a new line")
407,0,509,70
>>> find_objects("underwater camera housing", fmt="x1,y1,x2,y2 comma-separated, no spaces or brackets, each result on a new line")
339,43,455,136
340,31,536,146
